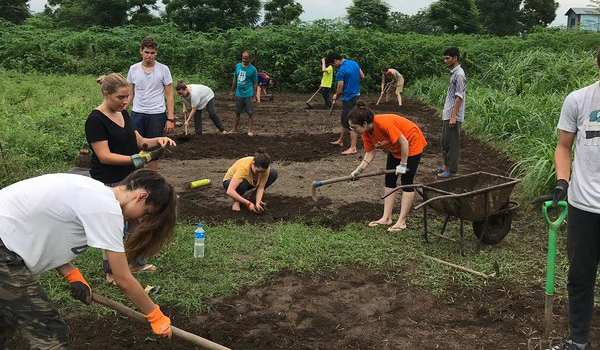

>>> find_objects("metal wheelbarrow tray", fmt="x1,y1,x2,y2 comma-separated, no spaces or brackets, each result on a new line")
413,171,520,253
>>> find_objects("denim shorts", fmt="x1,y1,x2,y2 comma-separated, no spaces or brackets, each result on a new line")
131,111,167,138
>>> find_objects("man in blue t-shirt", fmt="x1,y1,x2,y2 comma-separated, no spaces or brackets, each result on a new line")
227,50,259,136
327,52,364,155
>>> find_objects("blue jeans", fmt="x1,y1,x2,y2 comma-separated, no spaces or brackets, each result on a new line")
223,168,278,197
131,111,166,138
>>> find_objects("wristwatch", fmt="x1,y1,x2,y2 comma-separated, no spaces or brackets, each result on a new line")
167,118,175,122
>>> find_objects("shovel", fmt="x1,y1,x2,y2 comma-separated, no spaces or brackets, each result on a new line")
92,293,232,350
311,169,395,201
305,87,322,108
376,82,392,106
527,200,568,350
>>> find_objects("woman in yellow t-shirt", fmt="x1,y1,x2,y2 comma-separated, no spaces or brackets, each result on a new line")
223,149,278,212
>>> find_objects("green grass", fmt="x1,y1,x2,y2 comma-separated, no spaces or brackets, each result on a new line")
39,211,567,316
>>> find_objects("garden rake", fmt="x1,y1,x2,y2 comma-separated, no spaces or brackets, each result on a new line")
527,200,568,350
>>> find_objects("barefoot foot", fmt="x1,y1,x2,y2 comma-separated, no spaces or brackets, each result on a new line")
232,201,241,211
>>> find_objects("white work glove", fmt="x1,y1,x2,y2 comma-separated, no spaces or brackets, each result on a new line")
395,163,408,175
351,166,365,180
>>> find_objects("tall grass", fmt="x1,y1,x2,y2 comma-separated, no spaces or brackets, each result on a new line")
407,49,598,197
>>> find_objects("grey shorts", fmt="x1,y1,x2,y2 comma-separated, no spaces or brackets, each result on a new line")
235,97,255,115
341,96,359,131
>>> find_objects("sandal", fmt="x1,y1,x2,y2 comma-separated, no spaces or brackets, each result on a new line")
437,170,454,179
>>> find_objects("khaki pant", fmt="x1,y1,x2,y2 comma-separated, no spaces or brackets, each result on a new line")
0,245,68,349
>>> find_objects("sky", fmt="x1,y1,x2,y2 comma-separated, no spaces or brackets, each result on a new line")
28,0,589,27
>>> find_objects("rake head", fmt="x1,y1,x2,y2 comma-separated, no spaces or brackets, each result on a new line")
527,336,562,350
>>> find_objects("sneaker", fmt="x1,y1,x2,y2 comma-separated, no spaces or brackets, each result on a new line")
551,340,591,350
432,166,445,174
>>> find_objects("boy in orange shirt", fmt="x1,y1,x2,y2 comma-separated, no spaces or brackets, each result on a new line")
347,101,427,232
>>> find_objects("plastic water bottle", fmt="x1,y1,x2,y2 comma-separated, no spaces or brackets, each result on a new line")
194,223,205,258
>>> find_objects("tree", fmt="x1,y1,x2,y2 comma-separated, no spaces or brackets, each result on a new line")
129,0,160,25
164,0,261,31
520,0,558,31
429,0,483,34
476,0,521,35
45,0,158,28
263,0,303,26
346,0,390,30
388,10,441,34
0,0,30,24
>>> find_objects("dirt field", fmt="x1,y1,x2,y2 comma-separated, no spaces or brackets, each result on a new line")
9,93,589,349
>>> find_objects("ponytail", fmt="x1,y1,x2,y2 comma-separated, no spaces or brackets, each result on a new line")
348,100,374,125
253,148,270,169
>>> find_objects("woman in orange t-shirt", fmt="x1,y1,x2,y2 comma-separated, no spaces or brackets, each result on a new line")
348,101,427,232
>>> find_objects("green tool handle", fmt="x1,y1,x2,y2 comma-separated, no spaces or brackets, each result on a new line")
542,200,568,296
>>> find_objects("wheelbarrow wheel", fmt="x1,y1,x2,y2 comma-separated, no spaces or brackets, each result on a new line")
472,210,513,245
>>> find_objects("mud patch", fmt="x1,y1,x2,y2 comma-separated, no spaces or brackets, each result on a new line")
166,133,360,162
177,185,382,230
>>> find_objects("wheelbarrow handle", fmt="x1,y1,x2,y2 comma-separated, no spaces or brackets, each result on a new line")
311,169,396,201
414,193,462,210
92,294,232,350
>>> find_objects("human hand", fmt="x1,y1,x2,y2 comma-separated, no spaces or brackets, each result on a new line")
395,163,408,175
246,201,257,212
532,179,569,208
165,121,175,133
256,201,266,211
351,165,364,180
449,116,457,127
132,147,165,168
157,137,176,148
64,268,92,305
144,306,172,338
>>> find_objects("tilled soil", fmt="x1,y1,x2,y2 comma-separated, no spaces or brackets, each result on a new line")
8,94,537,350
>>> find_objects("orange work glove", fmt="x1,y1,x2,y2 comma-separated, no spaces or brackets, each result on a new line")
144,305,172,338
64,268,92,305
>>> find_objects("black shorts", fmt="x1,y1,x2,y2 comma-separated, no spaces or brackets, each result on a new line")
341,97,358,131
385,153,422,190
235,97,255,115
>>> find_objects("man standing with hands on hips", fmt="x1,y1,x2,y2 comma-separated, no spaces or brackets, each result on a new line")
127,37,175,170
435,47,466,179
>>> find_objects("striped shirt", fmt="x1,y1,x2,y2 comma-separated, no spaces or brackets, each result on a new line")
443,65,466,122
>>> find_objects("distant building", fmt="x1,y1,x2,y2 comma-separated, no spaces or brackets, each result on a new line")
566,7,600,31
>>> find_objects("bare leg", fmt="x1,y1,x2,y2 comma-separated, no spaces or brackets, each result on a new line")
256,87,261,103
397,93,402,106
342,131,358,155
330,128,346,146
369,187,397,227
247,114,254,136
389,191,415,231
227,113,241,133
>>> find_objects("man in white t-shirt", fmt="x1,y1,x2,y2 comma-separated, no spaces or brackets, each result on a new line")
127,37,175,170
175,80,225,135
546,49,600,350
0,170,175,348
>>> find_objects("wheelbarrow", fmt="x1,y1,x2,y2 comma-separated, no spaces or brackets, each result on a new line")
386,171,520,254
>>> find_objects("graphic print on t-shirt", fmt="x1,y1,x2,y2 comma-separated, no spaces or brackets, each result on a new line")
238,70,247,83
585,110,600,145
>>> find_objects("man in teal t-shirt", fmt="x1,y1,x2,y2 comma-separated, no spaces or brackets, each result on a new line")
227,50,258,136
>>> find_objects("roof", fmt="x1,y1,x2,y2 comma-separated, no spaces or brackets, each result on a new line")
566,7,599,15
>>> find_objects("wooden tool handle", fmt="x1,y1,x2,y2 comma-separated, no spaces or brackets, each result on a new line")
92,294,232,350
313,169,395,187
